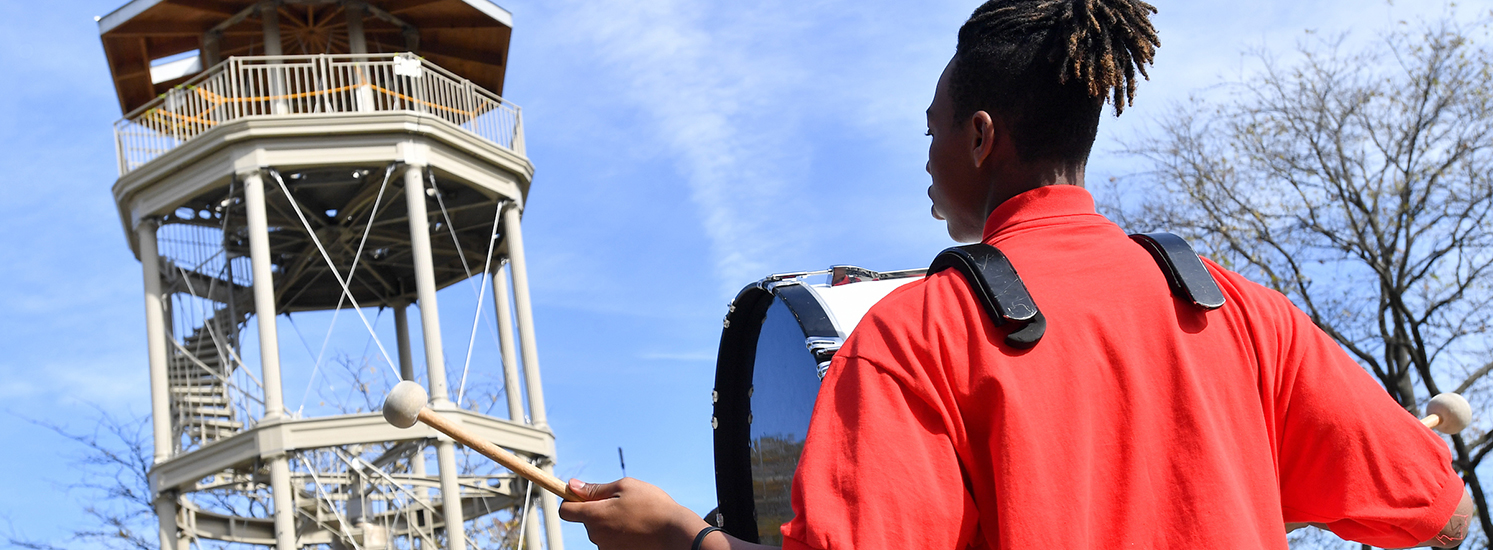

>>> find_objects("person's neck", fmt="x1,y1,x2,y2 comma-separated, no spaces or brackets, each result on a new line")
980,160,1086,220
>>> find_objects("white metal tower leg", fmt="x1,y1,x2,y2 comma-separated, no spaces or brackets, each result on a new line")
244,169,295,550
201,30,221,66
394,302,430,505
243,170,286,420
269,454,296,550
404,164,465,550
500,206,548,427
259,2,287,114
137,220,172,463
539,465,563,550
436,441,465,550
405,165,450,407
500,206,564,550
154,493,180,550
345,2,375,112
393,301,415,381
345,2,368,54
491,263,524,422
258,2,282,56
523,505,541,550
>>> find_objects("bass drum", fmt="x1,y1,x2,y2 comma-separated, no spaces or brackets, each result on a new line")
711,266,924,543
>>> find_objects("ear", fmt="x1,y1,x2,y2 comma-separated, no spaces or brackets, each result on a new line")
968,111,1000,168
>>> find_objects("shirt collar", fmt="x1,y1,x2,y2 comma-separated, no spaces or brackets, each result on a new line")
981,185,1099,242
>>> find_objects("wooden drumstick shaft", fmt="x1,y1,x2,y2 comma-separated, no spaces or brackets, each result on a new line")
416,408,585,502
1422,414,1443,430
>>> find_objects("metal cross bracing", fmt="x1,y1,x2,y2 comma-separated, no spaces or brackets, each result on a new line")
141,161,556,550
166,443,540,550
157,164,507,314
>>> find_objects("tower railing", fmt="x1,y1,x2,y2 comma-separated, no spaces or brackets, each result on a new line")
114,53,525,175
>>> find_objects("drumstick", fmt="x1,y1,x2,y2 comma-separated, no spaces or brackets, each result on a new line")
383,381,586,502
1420,392,1472,434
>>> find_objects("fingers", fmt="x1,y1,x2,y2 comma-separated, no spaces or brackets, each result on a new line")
557,499,588,523
558,478,624,523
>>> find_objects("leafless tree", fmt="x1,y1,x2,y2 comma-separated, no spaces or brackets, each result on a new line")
1102,15,1493,549
4,410,156,550
11,354,530,550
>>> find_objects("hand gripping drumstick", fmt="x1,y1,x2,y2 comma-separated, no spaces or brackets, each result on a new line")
1421,392,1473,434
382,381,586,502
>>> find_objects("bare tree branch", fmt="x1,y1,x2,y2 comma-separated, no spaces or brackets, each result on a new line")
1109,15,1493,549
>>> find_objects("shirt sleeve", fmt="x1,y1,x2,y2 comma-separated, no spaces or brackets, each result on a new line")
780,352,980,550
1270,295,1465,547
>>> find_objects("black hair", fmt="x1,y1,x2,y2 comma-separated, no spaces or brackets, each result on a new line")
951,0,1159,164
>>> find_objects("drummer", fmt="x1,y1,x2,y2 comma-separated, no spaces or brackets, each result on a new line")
560,1,1475,548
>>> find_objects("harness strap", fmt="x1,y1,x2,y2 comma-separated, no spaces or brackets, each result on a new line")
929,232,1225,349
1128,232,1226,310
928,244,1046,348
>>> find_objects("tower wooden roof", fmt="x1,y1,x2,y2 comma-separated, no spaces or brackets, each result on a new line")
98,0,513,115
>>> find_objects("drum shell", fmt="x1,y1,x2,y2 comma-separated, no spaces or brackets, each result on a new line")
711,272,921,543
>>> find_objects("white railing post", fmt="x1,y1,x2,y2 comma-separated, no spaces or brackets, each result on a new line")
513,106,525,156
114,122,127,175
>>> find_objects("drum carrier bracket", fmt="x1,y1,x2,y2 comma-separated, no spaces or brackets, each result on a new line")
929,232,1224,349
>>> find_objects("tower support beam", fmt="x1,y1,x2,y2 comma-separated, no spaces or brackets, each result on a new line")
405,164,450,407
258,1,282,56
500,205,563,550
154,492,182,550
138,219,172,463
346,1,368,55
492,262,524,423
436,441,465,550
393,300,415,382
502,205,547,426
259,1,287,114
201,30,221,67
244,168,296,550
243,170,286,420
269,454,296,550
403,163,465,550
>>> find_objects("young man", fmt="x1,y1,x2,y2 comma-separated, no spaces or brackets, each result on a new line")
559,1,1475,548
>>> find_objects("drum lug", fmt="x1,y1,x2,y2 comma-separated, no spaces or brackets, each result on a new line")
806,337,844,380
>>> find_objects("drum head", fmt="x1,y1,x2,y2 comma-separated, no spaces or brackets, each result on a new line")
712,268,922,543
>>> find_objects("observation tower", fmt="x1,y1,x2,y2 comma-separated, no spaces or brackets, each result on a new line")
98,2,563,550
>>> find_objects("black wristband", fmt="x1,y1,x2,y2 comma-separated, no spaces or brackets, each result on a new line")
691,526,723,550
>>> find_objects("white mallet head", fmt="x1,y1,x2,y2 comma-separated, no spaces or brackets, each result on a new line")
1427,392,1472,434
383,381,429,429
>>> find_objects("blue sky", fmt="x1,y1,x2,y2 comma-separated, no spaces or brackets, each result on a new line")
0,1,1487,549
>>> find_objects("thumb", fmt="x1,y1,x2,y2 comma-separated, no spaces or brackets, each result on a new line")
568,478,624,501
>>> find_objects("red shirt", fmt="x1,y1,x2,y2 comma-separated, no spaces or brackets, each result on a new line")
780,186,1463,549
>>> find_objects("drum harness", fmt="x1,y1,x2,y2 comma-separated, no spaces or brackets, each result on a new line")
928,232,1228,349
708,232,1227,539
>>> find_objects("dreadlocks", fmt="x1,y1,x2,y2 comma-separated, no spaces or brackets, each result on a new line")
952,0,1159,164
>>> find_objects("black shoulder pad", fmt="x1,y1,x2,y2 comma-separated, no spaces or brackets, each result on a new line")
1128,232,1226,310
928,244,1045,348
